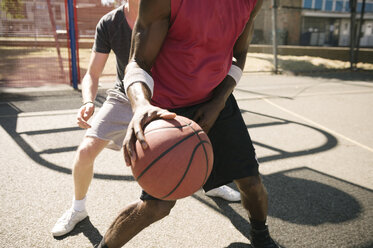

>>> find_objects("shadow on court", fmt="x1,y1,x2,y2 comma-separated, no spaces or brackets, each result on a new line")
0,88,372,248
0,99,337,182
54,217,103,246
197,167,371,248
248,54,373,82
0,100,132,182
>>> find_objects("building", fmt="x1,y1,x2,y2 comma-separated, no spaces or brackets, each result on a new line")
253,0,373,47
301,0,373,47
253,0,302,45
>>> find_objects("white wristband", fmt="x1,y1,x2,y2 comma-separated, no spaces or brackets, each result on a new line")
123,61,154,97
227,64,243,84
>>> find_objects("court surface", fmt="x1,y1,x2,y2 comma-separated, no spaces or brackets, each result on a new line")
0,71,372,248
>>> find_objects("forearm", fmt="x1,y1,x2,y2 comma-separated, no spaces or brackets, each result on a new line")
127,82,152,112
210,51,247,109
211,49,248,108
233,49,248,70
210,76,237,110
81,73,99,103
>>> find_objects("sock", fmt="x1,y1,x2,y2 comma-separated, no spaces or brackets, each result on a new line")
72,196,87,212
250,218,267,230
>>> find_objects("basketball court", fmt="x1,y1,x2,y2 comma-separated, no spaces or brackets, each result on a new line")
0,72,372,247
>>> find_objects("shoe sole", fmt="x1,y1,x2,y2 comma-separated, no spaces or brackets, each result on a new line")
52,216,88,237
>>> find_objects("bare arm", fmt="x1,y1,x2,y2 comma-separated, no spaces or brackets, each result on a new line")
129,0,170,72
123,0,175,165
77,51,109,129
212,0,263,101
193,0,263,132
232,0,263,70
126,0,171,107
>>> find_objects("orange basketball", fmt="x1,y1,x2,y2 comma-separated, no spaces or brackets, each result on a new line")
130,115,214,200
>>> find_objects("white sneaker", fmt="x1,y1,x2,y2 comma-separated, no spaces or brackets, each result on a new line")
51,208,88,237
205,185,241,202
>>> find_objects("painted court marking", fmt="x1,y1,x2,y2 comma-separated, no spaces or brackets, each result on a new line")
263,98,373,154
0,108,101,118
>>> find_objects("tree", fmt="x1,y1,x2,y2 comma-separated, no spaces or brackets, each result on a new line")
1,0,25,19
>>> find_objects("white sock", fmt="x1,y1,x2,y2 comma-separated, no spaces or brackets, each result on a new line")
72,196,86,212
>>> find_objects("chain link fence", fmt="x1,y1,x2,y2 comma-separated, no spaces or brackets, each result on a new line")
0,0,71,87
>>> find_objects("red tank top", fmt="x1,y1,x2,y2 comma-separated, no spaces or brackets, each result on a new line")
151,0,257,109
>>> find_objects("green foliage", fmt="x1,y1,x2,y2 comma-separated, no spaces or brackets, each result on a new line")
1,0,25,19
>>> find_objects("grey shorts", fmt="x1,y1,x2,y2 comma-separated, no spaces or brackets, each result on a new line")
85,89,133,150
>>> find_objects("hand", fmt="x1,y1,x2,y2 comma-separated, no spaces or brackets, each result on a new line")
123,103,176,166
76,102,95,129
193,101,224,134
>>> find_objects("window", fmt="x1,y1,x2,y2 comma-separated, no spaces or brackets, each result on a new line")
366,3,373,13
304,0,313,9
345,1,351,12
357,3,362,12
315,0,323,9
325,0,333,11
335,0,344,11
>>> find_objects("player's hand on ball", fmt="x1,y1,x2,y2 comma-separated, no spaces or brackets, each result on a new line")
77,102,95,129
123,103,176,166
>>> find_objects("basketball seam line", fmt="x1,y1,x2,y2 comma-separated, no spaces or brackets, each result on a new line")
165,118,211,194
182,121,210,186
160,140,210,200
135,131,201,181
144,124,190,135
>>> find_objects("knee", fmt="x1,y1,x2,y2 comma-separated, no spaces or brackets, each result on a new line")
141,200,176,222
75,139,98,166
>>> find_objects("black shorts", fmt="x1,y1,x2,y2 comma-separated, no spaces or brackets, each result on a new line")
140,94,259,201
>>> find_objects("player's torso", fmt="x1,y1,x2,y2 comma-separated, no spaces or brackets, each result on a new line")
152,0,257,109
168,0,252,54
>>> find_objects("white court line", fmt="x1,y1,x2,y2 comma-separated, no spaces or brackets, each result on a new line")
263,98,373,154
0,108,99,118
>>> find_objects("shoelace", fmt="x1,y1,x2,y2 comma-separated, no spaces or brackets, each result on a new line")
58,210,74,225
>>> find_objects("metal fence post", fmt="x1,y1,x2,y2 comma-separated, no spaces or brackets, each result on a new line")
349,0,357,70
355,0,366,66
272,0,278,74
66,0,79,89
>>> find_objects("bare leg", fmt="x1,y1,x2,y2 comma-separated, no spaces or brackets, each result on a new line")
234,175,268,221
51,137,109,237
73,136,109,200
234,176,279,247
104,200,176,248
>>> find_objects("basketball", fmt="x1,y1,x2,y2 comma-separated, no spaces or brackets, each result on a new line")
130,115,214,200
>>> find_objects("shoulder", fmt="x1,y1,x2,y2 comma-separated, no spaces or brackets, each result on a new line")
138,0,170,25
97,5,126,29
